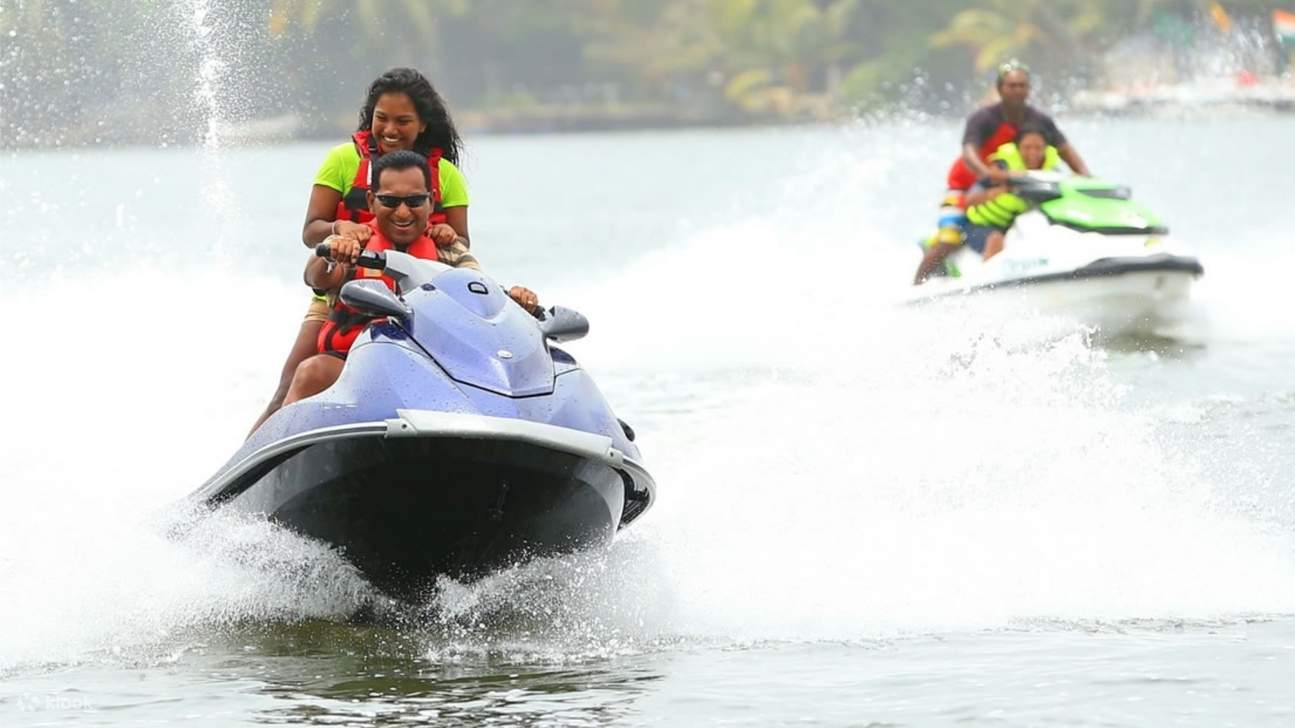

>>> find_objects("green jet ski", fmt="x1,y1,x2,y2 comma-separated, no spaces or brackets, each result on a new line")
910,173,1204,337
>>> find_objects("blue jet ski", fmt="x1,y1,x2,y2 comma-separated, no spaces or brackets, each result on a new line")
188,246,655,599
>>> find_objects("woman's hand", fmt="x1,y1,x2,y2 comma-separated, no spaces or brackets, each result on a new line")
334,220,373,242
428,223,458,247
509,286,541,315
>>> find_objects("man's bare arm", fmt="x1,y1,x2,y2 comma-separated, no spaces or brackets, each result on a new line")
962,142,994,178
304,257,346,292
1057,143,1091,176
964,142,1009,183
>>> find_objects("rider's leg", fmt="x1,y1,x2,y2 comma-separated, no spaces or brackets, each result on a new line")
247,297,329,436
914,242,957,284
283,354,345,406
248,318,324,436
982,230,1005,260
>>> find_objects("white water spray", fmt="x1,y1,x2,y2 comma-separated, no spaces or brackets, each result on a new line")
182,0,237,249
2,121,1294,673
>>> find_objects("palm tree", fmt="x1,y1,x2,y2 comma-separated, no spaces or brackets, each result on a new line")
267,0,466,39
929,0,1100,73
710,0,861,115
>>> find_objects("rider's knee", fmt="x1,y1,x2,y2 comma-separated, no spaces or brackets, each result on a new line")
286,355,340,404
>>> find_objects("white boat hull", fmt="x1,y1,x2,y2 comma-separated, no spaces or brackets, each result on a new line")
908,211,1203,337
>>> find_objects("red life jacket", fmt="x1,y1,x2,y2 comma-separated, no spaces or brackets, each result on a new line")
334,130,447,226
945,121,1017,191
316,221,440,356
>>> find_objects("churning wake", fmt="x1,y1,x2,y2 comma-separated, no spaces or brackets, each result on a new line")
3,125,1294,674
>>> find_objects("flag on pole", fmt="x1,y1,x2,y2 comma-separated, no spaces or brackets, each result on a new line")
1210,2,1233,33
1275,9,1295,46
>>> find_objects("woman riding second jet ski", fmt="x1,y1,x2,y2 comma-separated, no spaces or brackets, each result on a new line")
914,127,1061,284
282,150,540,407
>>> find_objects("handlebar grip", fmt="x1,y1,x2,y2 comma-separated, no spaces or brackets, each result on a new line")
355,251,386,270
314,241,384,270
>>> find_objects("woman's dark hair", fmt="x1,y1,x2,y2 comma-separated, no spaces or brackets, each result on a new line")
358,68,462,164
1015,125,1046,144
372,149,431,191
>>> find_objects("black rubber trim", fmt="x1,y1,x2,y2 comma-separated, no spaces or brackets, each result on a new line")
1050,219,1170,236
959,254,1204,294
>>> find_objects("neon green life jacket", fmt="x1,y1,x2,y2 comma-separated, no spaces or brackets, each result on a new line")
991,142,1061,173
965,142,1061,229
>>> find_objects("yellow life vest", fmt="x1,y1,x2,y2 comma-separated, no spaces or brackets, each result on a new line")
965,142,1061,229
989,141,1061,172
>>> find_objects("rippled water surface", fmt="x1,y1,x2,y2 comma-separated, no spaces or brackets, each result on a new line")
2,119,1294,726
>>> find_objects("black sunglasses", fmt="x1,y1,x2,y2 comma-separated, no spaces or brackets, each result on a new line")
375,193,430,209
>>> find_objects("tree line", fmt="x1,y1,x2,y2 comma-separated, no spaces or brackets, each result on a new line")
1,0,1289,146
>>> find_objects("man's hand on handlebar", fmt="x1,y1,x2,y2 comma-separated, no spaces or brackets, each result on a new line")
326,235,362,265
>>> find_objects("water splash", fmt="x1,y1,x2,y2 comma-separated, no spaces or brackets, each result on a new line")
2,122,1294,674
182,0,237,250
188,0,226,151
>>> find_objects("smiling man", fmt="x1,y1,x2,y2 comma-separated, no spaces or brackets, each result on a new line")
948,62,1088,189
281,150,539,406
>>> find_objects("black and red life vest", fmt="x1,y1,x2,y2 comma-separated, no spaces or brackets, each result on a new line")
334,130,447,226
945,121,1017,191
316,221,440,355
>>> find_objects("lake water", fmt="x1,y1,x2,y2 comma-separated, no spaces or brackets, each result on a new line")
2,119,1294,726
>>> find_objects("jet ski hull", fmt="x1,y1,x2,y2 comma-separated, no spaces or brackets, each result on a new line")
909,254,1202,337
958,253,1204,291
910,192,1203,337
221,434,626,599
199,409,653,600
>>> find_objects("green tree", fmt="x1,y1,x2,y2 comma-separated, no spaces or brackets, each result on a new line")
929,0,1099,73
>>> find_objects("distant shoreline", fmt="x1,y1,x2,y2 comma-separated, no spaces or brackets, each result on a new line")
2,106,829,151
6,95,1293,152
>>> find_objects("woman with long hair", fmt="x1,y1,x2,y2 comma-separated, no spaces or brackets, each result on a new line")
249,68,468,433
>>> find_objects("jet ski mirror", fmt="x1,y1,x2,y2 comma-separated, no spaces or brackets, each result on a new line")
339,279,412,320
538,305,589,342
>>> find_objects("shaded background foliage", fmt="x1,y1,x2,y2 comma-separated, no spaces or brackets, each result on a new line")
0,0,1290,147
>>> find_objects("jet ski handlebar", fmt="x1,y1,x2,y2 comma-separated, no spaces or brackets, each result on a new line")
1006,170,1064,186
314,242,386,271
